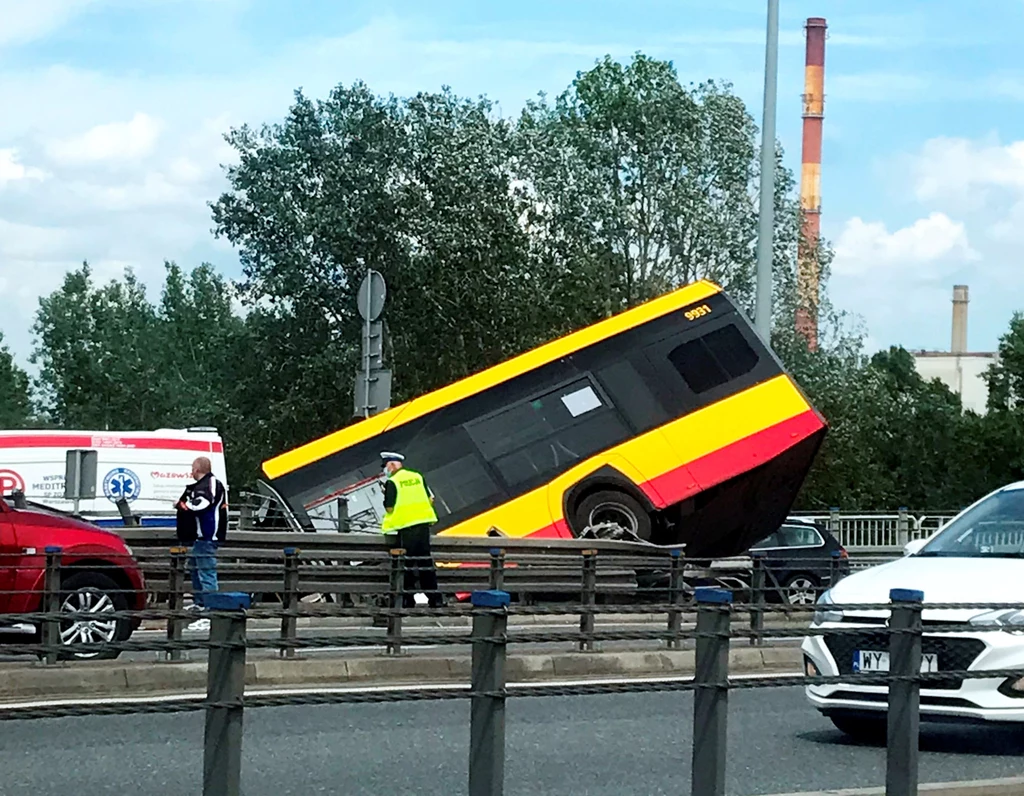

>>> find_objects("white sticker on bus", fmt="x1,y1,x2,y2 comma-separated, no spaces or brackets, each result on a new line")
562,385,602,417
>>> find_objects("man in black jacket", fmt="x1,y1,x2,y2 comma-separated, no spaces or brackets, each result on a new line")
175,456,228,630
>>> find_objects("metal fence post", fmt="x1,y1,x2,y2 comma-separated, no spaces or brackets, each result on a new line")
387,548,405,655
886,587,923,796
897,507,910,548
280,548,300,659
203,591,250,796
692,587,732,796
667,549,684,649
488,548,505,591
166,546,187,662
829,506,841,541
42,546,62,665
469,589,509,796
749,551,766,647
829,550,842,588
579,550,597,652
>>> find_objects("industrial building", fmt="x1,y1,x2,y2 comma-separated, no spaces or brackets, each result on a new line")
911,285,998,414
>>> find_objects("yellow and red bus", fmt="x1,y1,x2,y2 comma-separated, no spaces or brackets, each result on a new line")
261,280,827,558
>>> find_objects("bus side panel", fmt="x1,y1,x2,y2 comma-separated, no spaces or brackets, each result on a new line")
436,483,556,539
650,375,815,498
543,448,675,534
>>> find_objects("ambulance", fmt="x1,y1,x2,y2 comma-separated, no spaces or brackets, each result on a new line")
0,427,228,528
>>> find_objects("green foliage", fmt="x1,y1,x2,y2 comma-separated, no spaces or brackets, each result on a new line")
0,332,31,428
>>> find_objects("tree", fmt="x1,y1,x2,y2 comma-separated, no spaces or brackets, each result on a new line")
517,55,767,322
986,312,1024,412
0,332,31,428
32,263,164,429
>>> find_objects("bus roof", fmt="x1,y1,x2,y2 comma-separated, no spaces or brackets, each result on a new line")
263,279,724,480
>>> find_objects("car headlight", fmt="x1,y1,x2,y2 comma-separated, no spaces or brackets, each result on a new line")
969,609,1024,634
812,589,843,625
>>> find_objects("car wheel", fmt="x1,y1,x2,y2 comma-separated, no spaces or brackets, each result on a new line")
828,713,887,743
573,490,652,541
57,572,131,661
783,574,820,606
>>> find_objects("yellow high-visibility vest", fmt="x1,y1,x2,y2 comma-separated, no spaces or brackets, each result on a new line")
381,468,438,532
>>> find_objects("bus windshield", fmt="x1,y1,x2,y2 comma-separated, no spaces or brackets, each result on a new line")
260,281,827,558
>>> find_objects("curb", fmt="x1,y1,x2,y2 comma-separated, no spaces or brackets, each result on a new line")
765,777,1024,796
0,646,803,702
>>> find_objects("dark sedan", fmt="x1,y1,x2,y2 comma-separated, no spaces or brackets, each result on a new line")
750,520,850,605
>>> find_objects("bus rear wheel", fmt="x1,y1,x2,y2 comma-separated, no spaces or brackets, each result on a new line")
573,490,652,542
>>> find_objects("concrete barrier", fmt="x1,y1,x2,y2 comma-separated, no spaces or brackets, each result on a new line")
0,646,803,703
765,777,1024,796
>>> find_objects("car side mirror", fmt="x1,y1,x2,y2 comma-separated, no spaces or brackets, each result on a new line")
903,538,927,557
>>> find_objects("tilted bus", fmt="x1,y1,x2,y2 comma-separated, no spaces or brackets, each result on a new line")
260,280,827,558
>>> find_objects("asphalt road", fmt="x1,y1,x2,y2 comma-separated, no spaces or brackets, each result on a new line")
3,686,1024,795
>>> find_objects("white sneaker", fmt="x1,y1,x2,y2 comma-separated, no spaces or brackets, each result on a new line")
188,618,210,632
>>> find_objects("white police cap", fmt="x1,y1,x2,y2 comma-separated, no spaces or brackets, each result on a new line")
380,451,405,464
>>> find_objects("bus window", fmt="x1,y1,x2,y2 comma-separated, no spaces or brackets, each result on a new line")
424,452,503,518
668,324,759,394
594,358,670,434
467,377,631,490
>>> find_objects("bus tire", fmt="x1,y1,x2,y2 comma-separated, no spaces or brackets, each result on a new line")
573,490,652,541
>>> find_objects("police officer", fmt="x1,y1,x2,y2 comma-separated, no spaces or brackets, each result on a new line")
380,452,443,608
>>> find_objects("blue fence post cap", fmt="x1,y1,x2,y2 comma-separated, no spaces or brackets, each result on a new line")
205,592,252,611
44,545,62,554
890,588,924,603
471,590,510,608
694,587,732,605
830,550,841,558
284,547,298,555
489,548,503,556
670,549,682,558
751,549,766,558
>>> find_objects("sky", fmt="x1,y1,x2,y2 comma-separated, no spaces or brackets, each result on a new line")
1,0,1022,366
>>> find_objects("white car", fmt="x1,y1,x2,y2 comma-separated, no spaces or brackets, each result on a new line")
801,480,1024,739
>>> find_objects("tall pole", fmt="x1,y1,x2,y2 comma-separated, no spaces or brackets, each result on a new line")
362,268,372,418
754,0,780,342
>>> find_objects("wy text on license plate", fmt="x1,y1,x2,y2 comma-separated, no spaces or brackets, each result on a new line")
854,650,938,673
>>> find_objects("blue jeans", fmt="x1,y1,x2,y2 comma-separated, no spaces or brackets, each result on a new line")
188,539,219,608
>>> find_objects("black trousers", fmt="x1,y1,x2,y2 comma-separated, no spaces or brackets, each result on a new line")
386,524,442,608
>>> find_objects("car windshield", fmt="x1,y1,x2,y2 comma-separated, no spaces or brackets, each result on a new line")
918,487,1024,558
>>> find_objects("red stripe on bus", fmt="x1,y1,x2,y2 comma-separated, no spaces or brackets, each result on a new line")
0,435,223,453
524,410,823,539
645,409,824,503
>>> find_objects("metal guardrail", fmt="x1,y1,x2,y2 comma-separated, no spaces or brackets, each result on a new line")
2,545,847,662
1,583,1020,796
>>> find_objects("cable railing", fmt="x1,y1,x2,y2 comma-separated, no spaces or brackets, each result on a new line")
1,572,1021,796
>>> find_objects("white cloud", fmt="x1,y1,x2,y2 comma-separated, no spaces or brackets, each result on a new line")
0,148,45,185
833,213,977,278
46,112,163,165
912,136,1024,205
0,0,100,47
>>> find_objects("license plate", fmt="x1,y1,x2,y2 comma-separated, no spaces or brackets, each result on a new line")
853,650,939,673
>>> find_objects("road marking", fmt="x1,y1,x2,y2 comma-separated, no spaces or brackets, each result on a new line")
0,671,804,713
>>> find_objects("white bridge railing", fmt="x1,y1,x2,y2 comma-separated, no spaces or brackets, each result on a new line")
790,509,958,550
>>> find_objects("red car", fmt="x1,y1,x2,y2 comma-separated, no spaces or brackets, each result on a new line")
0,495,146,659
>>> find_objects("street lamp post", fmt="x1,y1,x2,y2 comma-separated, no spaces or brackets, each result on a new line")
754,0,780,342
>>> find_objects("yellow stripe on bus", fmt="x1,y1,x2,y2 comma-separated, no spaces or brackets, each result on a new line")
262,280,723,480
